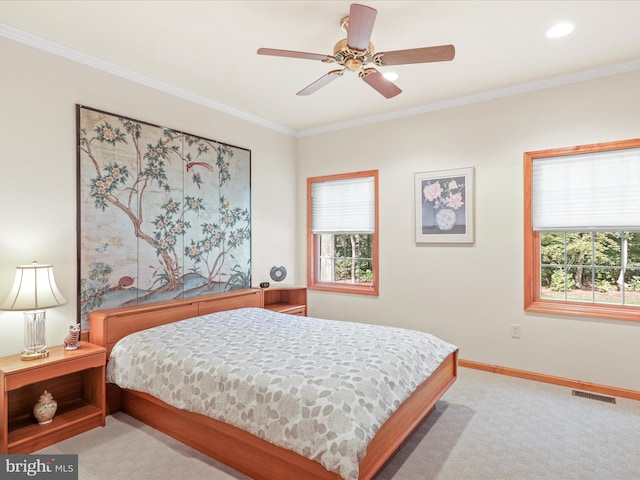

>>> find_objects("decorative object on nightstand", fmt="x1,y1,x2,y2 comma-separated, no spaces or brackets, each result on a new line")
269,265,287,282
0,261,68,360
33,390,57,425
63,324,81,350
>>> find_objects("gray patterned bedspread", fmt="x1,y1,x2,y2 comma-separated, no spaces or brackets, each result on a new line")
106,307,457,480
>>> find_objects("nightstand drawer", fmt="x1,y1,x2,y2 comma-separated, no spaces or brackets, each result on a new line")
5,352,105,391
280,306,306,316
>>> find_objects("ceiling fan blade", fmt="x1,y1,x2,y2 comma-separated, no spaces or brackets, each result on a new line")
297,70,344,96
360,68,402,99
257,48,332,62
376,45,455,66
346,3,377,51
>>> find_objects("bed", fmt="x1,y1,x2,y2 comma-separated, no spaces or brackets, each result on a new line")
89,288,458,480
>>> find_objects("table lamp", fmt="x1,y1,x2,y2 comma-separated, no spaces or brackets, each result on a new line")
1,261,68,360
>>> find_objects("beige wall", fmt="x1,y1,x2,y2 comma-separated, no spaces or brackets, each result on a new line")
296,70,640,391
0,38,298,356
2,34,640,393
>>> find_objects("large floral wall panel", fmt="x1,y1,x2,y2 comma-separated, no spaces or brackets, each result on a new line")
77,106,251,329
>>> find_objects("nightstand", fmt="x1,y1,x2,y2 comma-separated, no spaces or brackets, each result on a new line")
263,286,307,316
0,341,106,453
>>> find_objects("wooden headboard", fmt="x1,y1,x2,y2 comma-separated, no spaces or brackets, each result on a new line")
89,288,262,356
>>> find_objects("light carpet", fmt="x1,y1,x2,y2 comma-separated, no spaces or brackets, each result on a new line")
37,367,640,480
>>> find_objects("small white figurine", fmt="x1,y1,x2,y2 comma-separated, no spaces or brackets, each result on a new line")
64,324,81,350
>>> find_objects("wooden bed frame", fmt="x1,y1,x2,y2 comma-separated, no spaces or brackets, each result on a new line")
89,288,458,480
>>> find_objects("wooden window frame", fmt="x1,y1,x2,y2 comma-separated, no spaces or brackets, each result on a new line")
307,170,379,296
524,138,640,322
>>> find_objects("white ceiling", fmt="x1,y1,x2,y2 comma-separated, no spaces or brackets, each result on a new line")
2,1,640,136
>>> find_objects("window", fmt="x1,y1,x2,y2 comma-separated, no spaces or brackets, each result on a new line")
307,170,379,296
524,138,640,322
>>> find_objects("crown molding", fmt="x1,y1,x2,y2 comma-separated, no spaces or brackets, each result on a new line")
296,58,640,137
0,22,296,137
3,22,640,139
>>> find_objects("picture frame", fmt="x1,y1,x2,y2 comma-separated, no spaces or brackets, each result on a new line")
76,105,252,330
414,167,474,244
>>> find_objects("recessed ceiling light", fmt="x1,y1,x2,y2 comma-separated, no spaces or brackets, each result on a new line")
546,22,575,38
383,71,399,81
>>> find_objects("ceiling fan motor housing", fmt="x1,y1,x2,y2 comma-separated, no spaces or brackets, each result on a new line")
332,38,375,72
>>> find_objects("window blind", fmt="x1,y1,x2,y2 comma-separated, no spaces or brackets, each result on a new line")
532,147,640,231
311,175,375,234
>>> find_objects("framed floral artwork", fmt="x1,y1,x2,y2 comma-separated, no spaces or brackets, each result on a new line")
414,167,474,244
77,105,251,330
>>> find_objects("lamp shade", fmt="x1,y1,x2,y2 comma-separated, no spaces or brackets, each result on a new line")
1,262,68,311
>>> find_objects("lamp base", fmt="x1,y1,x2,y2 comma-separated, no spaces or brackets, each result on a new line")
21,349,49,361
21,310,48,361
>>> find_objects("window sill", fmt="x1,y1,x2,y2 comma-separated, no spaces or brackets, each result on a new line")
308,282,378,296
525,299,640,322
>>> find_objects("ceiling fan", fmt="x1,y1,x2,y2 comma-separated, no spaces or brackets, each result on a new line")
257,3,455,99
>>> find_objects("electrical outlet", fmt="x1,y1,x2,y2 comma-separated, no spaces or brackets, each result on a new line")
511,324,521,339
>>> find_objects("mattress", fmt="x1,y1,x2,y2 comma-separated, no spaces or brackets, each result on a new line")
106,307,457,480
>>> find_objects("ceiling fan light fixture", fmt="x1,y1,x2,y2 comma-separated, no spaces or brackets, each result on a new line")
346,57,364,71
546,22,574,38
383,71,398,81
